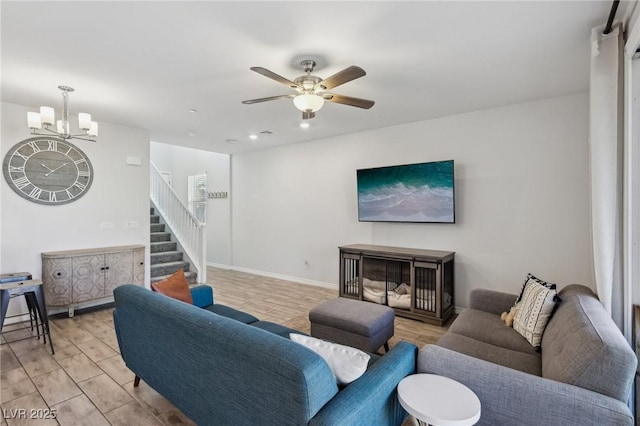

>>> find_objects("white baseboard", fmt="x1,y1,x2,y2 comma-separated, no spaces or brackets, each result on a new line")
207,262,338,290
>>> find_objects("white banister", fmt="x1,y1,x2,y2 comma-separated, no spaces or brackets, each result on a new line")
150,161,207,283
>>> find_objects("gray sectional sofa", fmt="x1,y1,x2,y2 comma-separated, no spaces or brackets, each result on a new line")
418,284,636,425
113,284,417,426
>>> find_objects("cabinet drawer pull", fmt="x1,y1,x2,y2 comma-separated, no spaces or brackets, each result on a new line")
139,262,144,265
56,272,62,276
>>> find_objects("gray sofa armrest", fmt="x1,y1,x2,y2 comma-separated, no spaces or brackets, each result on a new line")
469,289,517,315
418,345,633,426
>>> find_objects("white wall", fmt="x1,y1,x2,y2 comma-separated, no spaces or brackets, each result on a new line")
1,102,150,315
150,142,231,265
231,93,592,308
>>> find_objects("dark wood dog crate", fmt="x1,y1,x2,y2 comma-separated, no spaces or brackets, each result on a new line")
339,244,455,326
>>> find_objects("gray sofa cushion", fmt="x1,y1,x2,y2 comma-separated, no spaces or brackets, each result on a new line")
437,333,541,376
448,309,539,357
541,284,636,402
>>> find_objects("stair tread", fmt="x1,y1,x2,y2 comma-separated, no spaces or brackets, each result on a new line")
151,250,182,255
150,251,184,264
150,260,188,268
150,270,197,283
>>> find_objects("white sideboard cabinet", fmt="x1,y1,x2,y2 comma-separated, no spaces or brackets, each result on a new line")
42,245,145,316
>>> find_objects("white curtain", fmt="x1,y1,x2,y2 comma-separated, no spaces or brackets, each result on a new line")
589,23,624,325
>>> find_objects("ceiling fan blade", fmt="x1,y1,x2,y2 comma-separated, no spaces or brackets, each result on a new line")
324,94,375,109
241,94,296,105
317,66,366,90
250,67,301,90
302,111,315,120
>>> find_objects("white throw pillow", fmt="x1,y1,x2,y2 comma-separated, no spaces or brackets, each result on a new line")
289,334,370,385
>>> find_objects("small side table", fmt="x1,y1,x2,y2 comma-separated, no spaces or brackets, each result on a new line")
397,374,481,426
0,279,54,354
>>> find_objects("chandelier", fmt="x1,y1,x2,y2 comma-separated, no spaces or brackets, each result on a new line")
27,86,98,142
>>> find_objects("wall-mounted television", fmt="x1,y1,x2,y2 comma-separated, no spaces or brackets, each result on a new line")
357,160,455,223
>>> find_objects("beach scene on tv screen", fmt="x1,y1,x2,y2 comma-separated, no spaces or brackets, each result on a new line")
357,160,454,223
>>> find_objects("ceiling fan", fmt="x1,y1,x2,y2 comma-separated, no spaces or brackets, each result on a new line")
242,60,375,119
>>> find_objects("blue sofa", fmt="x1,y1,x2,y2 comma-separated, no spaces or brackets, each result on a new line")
113,284,417,425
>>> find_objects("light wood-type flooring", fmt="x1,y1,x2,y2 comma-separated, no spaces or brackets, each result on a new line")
0,267,452,425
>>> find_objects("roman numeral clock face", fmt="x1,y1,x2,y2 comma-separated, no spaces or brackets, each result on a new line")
3,137,93,205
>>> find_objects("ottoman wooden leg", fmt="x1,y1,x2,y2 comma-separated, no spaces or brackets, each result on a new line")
384,342,390,353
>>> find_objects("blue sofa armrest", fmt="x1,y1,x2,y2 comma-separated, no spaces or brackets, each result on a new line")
309,341,417,426
190,285,213,308
418,345,634,426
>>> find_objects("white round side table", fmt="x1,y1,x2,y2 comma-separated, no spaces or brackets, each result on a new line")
397,374,481,426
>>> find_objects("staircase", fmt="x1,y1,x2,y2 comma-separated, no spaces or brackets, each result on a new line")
150,207,198,284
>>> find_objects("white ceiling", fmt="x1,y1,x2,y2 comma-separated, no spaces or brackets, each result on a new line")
1,1,615,155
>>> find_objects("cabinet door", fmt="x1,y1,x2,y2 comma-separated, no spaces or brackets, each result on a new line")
133,248,145,286
413,261,441,318
42,257,73,306
340,252,361,299
73,255,104,303
104,251,133,296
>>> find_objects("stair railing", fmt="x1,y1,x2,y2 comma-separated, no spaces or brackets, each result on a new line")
150,161,207,283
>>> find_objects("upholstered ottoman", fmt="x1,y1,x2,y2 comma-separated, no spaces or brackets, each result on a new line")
309,298,394,353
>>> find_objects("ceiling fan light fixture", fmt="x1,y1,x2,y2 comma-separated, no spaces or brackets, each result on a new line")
293,93,324,112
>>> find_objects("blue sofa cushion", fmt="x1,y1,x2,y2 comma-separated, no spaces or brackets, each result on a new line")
204,304,259,324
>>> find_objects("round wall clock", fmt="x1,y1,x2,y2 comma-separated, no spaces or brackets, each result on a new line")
3,137,93,205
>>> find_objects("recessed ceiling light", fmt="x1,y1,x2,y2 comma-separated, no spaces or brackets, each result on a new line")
299,122,310,129
225,139,238,144
249,134,258,140
189,109,197,113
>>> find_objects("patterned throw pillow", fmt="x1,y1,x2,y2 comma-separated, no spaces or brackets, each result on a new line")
513,278,559,348
515,273,556,304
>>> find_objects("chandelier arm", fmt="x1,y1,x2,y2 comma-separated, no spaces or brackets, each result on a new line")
67,135,97,142
31,128,62,137
29,128,96,142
